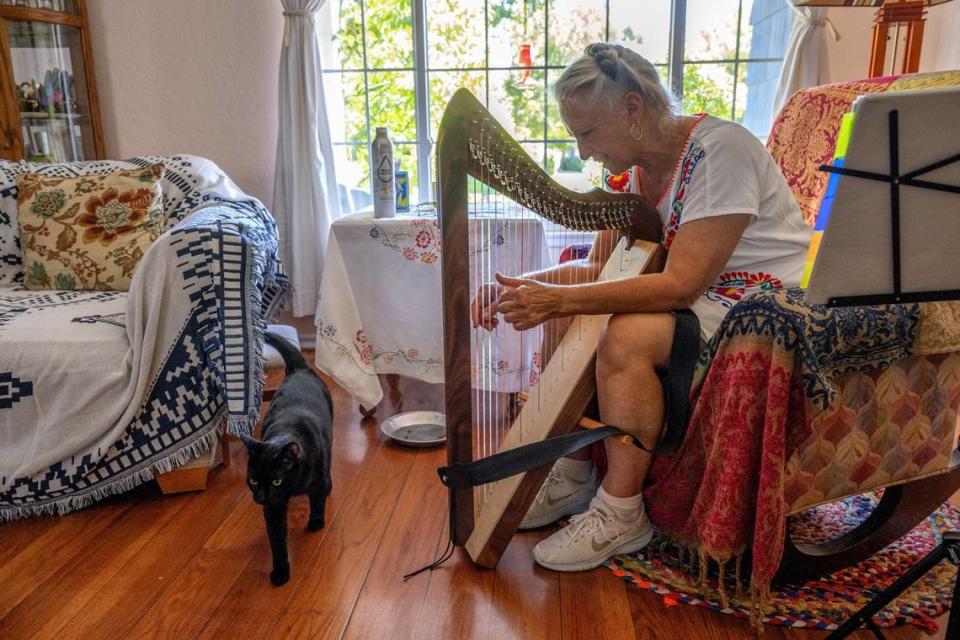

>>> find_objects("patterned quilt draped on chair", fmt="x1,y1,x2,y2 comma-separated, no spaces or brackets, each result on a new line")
0,156,289,520
643,289,925,611
765,70,960,226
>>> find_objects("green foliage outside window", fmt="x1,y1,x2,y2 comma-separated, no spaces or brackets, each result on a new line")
328,0,744,196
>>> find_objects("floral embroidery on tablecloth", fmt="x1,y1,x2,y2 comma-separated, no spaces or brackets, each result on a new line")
316,319,443,373
368,218,505,263
354,329,373,364
704,271,784,308
369,219,441,263
471,350,542,387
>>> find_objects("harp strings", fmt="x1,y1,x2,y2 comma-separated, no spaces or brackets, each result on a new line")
469,116,625,508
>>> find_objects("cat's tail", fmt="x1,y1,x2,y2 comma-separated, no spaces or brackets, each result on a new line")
265,331,312,375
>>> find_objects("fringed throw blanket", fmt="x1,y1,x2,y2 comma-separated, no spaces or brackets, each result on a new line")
0,156,288,520
643,288,920,618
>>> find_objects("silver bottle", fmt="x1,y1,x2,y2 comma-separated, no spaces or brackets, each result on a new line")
371,127,395,218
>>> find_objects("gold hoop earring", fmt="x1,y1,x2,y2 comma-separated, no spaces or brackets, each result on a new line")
630,121,644,142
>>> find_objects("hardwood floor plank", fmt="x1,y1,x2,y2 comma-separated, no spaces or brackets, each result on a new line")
560,563,635,640
193,493,317,640
410,531,560,640
0,511,64,566
486,532,562,640
195,411,383,640
54,460,248,640
408,517,559,639
267,431,416,639
0,497,132,620
340,446,449,640
122,496,264,640
0,489,188,640
410,545,498,640
627,586,788,640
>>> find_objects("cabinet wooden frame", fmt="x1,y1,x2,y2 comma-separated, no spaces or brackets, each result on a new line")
0,0,104,161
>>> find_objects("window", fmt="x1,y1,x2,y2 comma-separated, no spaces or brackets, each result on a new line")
321,0,791,216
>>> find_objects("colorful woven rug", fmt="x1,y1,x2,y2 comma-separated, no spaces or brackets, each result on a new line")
607,495,960,631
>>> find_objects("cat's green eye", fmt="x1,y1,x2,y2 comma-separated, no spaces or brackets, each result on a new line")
272,478,282,486
248,478,258,486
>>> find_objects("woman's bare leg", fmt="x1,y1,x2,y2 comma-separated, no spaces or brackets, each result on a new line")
595,312,675,497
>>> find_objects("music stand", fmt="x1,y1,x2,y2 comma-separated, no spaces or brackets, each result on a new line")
805,87,960,639
805,86,960,307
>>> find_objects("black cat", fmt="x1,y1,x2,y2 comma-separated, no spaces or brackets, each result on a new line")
242,331,333,586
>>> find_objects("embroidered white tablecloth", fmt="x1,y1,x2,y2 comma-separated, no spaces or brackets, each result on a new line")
314,213,552,408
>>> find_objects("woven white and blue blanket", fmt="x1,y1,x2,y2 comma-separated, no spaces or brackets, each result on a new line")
0,155,288,520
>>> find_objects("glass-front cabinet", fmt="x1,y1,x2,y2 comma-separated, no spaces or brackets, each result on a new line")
0,0,102,162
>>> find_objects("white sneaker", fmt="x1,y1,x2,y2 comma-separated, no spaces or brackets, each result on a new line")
518,464,599,530
532,497,654,572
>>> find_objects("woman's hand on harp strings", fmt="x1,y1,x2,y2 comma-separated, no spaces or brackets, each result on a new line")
471,281,503,330
491,272,559,332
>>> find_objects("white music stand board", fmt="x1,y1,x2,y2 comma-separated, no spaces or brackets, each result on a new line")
805,86,960,307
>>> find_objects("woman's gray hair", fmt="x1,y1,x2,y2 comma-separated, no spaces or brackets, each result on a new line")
553,43,679,118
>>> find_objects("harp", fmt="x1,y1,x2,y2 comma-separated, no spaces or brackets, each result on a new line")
437,88,663,567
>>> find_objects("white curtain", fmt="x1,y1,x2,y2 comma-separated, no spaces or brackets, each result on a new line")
772,6,840,116
273,0,341,317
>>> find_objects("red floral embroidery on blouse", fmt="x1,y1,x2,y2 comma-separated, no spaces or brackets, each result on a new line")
663,144,705,249
710,271,783,301
605,171,631,193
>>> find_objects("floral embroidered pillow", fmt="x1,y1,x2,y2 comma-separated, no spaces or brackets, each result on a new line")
16,163,167,291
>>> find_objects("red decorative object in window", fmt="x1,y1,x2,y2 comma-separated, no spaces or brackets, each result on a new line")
514,43,539,89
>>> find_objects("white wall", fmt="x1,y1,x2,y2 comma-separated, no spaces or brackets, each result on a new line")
826,2,960,83
920,1,960,73
85,0,284,206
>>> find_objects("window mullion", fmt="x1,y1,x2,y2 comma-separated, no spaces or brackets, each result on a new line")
731,0,744,120
669,0,686,102
412,0,432,203
359,0,373,189
543,0,549,170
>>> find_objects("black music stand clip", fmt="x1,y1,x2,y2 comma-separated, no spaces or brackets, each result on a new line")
818,108,960,639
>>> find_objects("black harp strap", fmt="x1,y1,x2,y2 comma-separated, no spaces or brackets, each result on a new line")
438,309,700,490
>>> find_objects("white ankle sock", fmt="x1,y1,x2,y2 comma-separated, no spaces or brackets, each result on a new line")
554,457,594,483
597,486,644,523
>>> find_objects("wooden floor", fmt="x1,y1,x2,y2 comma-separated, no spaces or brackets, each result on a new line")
0,362,955,640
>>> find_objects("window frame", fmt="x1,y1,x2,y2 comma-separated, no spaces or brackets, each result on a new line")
324,0,789,207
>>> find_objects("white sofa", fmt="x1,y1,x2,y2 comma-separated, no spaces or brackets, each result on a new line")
0,155,288,520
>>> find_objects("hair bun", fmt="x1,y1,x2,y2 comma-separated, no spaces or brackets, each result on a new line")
586,43,620,80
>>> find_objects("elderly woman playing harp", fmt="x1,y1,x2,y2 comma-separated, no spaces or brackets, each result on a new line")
471,43,811,572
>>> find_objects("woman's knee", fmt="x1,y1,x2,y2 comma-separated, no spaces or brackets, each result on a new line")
596,313,675,372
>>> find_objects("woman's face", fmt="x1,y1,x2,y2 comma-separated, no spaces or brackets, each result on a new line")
559,96,635,175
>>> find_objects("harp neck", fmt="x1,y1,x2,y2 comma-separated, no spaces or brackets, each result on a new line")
437,88,662,237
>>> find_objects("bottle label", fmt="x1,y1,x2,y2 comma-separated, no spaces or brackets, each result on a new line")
377,155,393,183
395,171,409,212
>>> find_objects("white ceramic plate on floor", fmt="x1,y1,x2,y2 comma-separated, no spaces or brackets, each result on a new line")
380,411,446,447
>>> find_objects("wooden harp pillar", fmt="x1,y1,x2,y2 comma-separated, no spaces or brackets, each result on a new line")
436,88,663,567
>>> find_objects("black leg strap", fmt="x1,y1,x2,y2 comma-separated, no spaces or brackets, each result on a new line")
437,309,701,490
439,426,625,489
653,308,700,454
